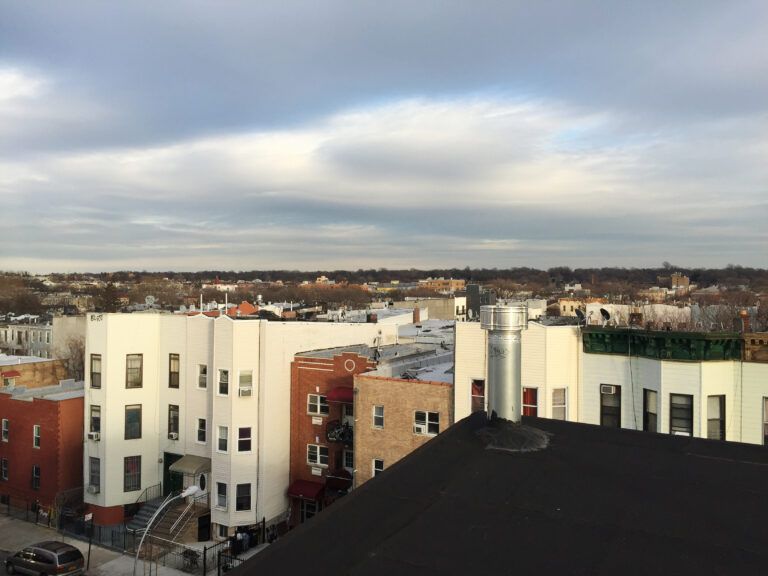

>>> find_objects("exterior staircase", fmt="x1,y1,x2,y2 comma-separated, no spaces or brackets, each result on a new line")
126,497,164,534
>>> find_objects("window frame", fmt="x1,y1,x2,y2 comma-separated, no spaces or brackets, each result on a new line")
168,404,180,439
600,384,622,428
89,457,100,491
306,444,329,467
216,482,227,509
90,354,102,389
126,354,143,389
763,397,768,446
343,449,354,472
31,464,40,490
413,411,440,435
239,370,253,394
124,456,141,493
707,395,726,441
238,427,252,452
643,389,658,433
307,394,329,416
372,458,384,477
198,365,208,389
124,404,142,440
2,418,8,442
90,405,101,433
0,457,7,481
218,369,229,396
372,405,384,429
32,425,40,449
197,418,207,444
235,483,251,511
552,388,567,421
522,387,538,417
470,379,486,414
669,393,694,436
168,353,180,389
217,426,228,453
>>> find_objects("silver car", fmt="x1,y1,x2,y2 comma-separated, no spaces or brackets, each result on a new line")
5,541,84,576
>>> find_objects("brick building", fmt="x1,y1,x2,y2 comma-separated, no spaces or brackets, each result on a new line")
1,355,68,389
288,342,452,525
354,369,453,486
0,380,84,512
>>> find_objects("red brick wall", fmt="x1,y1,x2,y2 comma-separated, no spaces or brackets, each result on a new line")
0,394,83,508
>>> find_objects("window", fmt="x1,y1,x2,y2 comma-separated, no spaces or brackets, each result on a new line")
32,425,40,449
197,419,206,443
372,405,384,429
471,379,485,413
764,398,768,446
600,385,621,428
2,377,14,387
307,394,329,416
218,369,229,395
124,456,141,492
88,405,101,434
218,426,228,452
522,388,538,417
552,388,567,421
126,354,143,388
0,458,7,481
670,394,694,436
307,444,329,466
168,405,179,438
239,371,253,394
169,354,180,388
89,457,100,491
216,482,227,509
198,365,208,388
236,483,251,511
238,427,251,452
372,459,384,477
31,465,40,490
414,411,439,435
125,405,142,439
90,354,102,389
343,449,354,471
643,389,658,433
707,395,726,440
2,418,8,442
300,500,318,523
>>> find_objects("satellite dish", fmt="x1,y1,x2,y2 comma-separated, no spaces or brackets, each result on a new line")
179,305,187,312
145,295,156,306
600,308,611,321
575,309,585,321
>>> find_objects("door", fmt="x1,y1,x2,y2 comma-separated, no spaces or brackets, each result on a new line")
163,452,183,496
197,513,211,542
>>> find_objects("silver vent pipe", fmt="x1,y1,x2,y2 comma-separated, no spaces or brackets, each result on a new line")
480,304,528,422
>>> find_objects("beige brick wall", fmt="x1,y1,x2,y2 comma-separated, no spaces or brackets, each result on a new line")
353,374,453,487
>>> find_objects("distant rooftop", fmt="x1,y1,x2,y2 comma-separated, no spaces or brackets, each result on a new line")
0,354,56,367
0,379,84,401
297,342,445,363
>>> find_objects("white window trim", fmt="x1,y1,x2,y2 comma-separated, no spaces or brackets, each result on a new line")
372,405,384,429
196,418,207,444
198,365,208,389
216,482,227,510
413,411,439,436
217,426,229,453
237,427,252,453
307,443,329,467
217,369,229,397
307,394,329,416
372,458,384,477
33,424,40,449
552,388,568,420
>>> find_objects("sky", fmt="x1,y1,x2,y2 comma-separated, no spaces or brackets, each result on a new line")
1,1,766,273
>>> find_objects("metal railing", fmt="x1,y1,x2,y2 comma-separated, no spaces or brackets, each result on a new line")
170,492,209,539
135,482,163,506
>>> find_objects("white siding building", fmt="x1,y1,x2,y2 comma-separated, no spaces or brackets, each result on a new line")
83,312,396,534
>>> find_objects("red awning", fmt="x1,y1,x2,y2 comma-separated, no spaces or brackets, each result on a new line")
287,480,324,501
326,386,353,403
1,370,20,378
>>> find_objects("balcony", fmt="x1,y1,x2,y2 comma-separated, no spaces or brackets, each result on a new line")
326,420,353,446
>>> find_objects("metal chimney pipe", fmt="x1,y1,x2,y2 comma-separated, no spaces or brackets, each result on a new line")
480,304,528,422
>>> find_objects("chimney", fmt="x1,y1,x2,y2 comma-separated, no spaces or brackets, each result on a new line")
739,309,750,333
413,307,421,324
480,304,528,423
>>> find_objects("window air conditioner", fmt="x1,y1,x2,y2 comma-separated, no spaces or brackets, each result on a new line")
600,385,617,395
168,432,179,440
413,423,427,435
238,387,253,397
86,485,100,495
87,432,100,441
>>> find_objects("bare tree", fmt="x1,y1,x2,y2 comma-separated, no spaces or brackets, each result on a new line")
61,336,85,381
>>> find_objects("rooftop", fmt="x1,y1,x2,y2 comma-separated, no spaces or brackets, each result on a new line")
237,413,768,575
0,379,84,401
297,343,445,363
0,353,56,367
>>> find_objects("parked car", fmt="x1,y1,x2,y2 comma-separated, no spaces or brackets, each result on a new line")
4,541,84,575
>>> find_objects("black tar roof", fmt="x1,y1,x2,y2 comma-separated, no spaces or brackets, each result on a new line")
236,413,768,576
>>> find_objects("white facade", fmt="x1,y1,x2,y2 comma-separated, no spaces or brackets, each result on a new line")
454,321,581,422
84,313,396,531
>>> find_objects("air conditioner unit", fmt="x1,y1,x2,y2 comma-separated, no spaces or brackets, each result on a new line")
86,485,100,495
168,432,179,440
600,385,617,395
413,423,427,435
87,432,100,441
238,387,253,397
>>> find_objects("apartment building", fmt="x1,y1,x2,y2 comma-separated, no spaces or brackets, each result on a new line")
288,342,452,524
0,323,53,358
454,318,581,422
0,380,84,510
83,312,397,534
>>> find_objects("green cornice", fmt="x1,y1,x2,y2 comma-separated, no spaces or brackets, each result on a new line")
582,327,742,361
